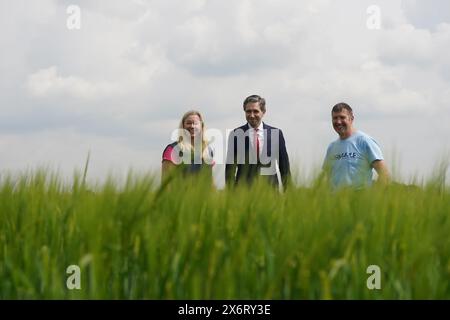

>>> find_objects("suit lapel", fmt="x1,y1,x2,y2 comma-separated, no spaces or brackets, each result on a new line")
243,123,250,155
263,122,271,157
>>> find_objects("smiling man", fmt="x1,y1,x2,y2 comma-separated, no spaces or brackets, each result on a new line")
225,95,291,190
322,102,389,189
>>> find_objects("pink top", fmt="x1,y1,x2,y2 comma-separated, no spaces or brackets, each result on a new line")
162,144,215,166
162,145,176,163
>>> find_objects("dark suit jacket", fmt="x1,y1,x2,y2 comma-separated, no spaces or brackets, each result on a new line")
225,123,291,188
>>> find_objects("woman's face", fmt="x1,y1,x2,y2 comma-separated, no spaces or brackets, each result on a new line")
183,114,202,138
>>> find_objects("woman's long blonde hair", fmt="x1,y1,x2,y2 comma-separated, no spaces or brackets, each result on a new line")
177,110,211,161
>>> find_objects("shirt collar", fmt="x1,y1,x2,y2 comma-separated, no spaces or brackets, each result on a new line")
247,122,264,131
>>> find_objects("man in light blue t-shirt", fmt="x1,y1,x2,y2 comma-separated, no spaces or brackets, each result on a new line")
322,103,389,189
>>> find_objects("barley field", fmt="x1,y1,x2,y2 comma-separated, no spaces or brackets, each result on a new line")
0,168,449,299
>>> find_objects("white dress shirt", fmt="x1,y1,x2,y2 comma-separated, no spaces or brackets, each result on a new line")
247,122,264,155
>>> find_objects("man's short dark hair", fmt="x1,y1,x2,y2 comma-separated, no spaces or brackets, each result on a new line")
332,102,353,116
243,95,266,113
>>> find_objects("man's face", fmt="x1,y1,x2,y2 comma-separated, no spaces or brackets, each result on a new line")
245,102,265,128
332,109,354,138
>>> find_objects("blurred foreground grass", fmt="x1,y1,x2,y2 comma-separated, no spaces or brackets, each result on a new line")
0,169,449,299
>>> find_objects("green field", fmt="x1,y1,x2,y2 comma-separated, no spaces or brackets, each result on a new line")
0,169,449,299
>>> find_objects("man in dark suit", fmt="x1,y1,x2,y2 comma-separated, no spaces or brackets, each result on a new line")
225,95,291,190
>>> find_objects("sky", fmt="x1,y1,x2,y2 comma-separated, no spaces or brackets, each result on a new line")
1,0,449,187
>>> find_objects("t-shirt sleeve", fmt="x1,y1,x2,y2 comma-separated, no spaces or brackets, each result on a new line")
364,137,384,163
162,145,175,163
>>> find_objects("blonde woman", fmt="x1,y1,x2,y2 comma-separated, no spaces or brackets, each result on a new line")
162,110,214,181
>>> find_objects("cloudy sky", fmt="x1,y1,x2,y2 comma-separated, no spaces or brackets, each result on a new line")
1,0,449,187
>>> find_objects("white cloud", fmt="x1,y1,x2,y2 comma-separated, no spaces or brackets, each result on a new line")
1,0,449,185
377,23,450,72
0,129,156,183
402,0,450,29
378,24,433,65
27,66,123,99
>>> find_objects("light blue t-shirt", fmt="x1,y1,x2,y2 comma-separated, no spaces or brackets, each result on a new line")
323,131,384,189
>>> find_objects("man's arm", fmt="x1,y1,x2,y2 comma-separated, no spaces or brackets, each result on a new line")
278,130,292,189
372,160,390,185
225,132,237,187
